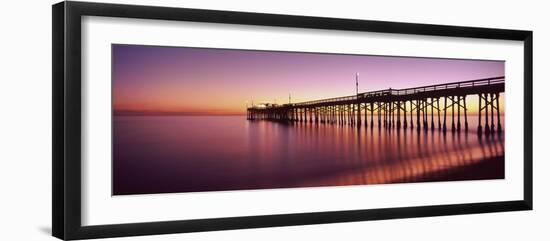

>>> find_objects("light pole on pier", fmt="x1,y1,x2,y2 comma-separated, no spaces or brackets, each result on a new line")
356,72,359,96
289,93,291,104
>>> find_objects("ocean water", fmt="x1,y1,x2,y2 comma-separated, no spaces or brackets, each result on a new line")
113,115,504,195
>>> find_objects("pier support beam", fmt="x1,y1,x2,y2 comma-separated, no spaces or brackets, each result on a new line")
370,102,380,129
478,94,482,135
410,101,414,130
364,103,368,127
397,101,401,129
443,97,447,133
496,93,502,133
457,96,461,132
463,95,468,131
491,93,495,133
484,93,490,135
416,100,422,130
430,98,435,131
423,99,428,130
402,101,407,129
437,98,441,130
451,96,456,133
357,103,362,128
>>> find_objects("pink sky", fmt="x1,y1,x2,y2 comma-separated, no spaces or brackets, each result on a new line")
113,44,504,115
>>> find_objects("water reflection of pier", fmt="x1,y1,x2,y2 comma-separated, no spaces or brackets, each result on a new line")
282,124,505,186
247,76,504,135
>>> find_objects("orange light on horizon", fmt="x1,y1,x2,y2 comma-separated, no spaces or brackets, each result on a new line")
112,45,505,115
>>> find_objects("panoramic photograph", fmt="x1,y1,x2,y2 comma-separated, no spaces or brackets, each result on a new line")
112,44,505,195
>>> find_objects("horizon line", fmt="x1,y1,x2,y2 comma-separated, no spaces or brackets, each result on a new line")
114,110,246,116
113,110,504,117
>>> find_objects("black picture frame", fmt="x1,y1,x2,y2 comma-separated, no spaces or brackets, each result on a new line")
52,1,533,240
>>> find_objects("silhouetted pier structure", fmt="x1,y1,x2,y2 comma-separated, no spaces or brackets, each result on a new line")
247,76,504,135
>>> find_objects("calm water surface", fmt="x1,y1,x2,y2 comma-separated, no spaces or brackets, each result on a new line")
113,115,504,195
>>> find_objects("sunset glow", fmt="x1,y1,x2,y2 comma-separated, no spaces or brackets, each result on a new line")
112,44,504,115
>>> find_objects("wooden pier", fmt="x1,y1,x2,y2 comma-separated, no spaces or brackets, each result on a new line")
247,76,504,135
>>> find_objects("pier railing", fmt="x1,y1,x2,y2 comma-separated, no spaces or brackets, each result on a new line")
284,76,504,107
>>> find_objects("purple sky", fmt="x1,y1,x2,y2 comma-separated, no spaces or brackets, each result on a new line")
113,44,504,114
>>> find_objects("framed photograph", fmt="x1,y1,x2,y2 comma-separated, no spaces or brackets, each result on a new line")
52,1,533,240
